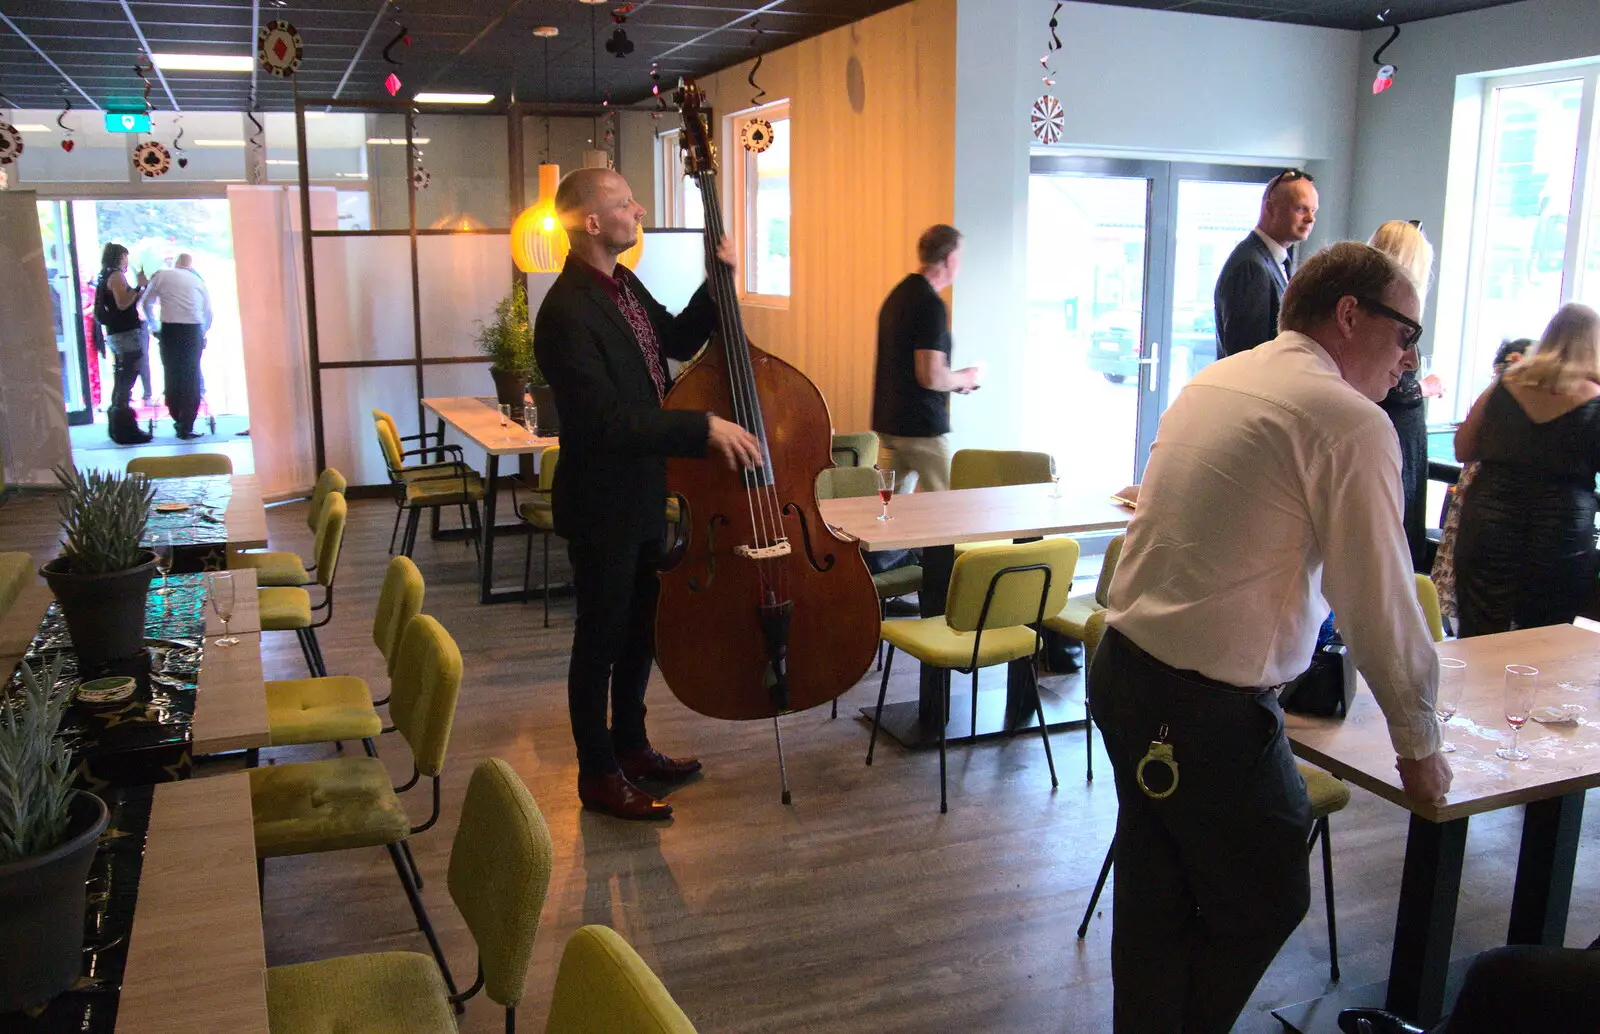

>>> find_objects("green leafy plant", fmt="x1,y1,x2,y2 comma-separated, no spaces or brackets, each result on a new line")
53,465,154,576
0,658,77,864
473,281,542,385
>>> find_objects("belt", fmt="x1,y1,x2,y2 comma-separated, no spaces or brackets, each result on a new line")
1107,626,1287,697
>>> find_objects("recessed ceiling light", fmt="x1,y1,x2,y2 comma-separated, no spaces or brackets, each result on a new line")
533,26,559,37
265,159,298,165
194,139,246,147
413,92,495,104
151,53,255,72
576,0,606,5
365,137,432,145
14,124,53,132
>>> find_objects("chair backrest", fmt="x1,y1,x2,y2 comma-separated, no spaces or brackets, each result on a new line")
375,420,405,475
372,555,425,676
949,449,1052,490
309,492,347,589
946,538,1079,633
388,613,463,778
371,408,400,441
125,453,233,478
831,431,880,469
307,467,347,533
537,446,560,493
1414,573,1445,644
544,926,698,1034
815,464,878,501
1094,534,1126,608
448,758,553,1011
0,552,33,619
1082,609,1108,660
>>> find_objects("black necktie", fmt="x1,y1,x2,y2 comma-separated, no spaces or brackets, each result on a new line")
1283,254,1293,281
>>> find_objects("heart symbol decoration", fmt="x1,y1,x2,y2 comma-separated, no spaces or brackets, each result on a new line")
61,139,75,152
178,156,188,168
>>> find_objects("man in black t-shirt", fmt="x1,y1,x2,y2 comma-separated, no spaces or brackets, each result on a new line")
870,224,981,492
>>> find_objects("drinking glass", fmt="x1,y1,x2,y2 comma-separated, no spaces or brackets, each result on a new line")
1048,455,1062,498
522,403,539,438
152,529,174,597
1436,657,1466,753
874,467,896,521
208,571,239,646
498,403,513,442
1496,664,1538,761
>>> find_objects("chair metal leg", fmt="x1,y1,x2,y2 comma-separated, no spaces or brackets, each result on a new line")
506,1005,515,1034
1078,837,1116,938
466,502,483,566
361,737,379,758
305,628,328,678
971,669,979,739
385,842,459,997
772,716,792,806
1032,665,1058,788
402,508,421,557
1085,675,1094,784
1310,816,1341,982
938,669,949,813
830,696,837,719
399,837,425,890
257,857,265,905
866,645,895,765
876,599,886,671
294,628,318,678
522,528,533,604
245,748,259,768
388,505,403,554
542,532,551,629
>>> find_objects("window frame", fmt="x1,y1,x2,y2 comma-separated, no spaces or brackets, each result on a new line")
725,99,790,306
655,127,704,230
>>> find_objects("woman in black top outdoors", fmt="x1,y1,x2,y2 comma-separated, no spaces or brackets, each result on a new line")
1454,303,1600,637
95,243,149,412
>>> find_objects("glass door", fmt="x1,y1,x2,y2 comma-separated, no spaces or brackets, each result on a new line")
36,200,93,425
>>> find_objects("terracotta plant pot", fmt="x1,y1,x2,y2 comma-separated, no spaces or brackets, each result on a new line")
39,551,157,675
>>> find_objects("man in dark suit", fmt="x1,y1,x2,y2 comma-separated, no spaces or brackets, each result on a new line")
1214,168,1319,357
534,168,762,821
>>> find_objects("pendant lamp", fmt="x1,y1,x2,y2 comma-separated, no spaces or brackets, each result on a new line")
511,162,568,273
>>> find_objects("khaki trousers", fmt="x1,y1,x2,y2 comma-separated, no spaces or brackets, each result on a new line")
881,433,950,493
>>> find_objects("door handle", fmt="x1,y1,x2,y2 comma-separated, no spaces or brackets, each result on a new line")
1139,345,1160,391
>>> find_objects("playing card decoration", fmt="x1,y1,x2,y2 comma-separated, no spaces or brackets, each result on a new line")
57,93,75,153
1031,94,1064,145
1371,11,1400,95
606,28,633,57
741,117,774,154
0,122,24,165
173,122,188,168
747,17,766,106
257,19,303,78
132,140,172,178
381,19,410,96
411,167,431,190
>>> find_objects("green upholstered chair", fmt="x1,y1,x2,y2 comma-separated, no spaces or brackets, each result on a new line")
234,468,347,587
259,492,346,678
253,614,468,998
0,552,33,619
830,431,880,469
126,452,233,478
376,419,485,563
1415,572,1446,644
545,926,698,1034
867,537,1078,812
1043,535,1124,644
518,446,560,628
949,449,1055,557
265,758,553,1034
262,555,424,757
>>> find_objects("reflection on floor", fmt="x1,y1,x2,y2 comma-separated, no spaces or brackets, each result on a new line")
70,413,255,475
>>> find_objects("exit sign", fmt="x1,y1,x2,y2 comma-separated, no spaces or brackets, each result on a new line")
105,112,152,134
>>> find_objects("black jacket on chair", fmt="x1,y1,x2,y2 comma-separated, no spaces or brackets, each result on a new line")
533,256,718,546
1214,232,1291,358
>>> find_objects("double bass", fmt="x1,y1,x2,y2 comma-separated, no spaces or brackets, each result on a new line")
655,82,881,777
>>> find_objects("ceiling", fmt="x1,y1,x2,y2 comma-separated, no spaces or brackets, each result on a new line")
0,0,1532,114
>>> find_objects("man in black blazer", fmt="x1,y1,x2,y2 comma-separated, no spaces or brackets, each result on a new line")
1214,168,1319,357
534,168,761,821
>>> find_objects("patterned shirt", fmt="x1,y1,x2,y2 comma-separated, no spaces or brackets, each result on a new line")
582,262,666,401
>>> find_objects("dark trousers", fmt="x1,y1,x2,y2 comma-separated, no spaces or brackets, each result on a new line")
567,535,660,778
110,342,146,411
1435,944,1600,1033
1088,626,1313,1034
157,323,205,434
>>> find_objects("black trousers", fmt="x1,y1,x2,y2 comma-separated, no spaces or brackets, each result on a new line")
1088,626,1313,1034
110,341,146,411
157,323,205,435
1435,944,1600,1033
567,534,660,778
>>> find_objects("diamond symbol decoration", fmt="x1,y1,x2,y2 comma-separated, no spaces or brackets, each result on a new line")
257,19,303,78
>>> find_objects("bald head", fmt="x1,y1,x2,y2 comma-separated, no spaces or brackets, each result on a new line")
175,253,194,269
555,167,646,261
555,168,624,231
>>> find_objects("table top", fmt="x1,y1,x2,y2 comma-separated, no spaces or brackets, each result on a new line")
1288,624,1600,824
142,474,267,552
225,474,268,551
423,395,558,457
818,482,1133,552
194,568,268,755
115,772,268,1034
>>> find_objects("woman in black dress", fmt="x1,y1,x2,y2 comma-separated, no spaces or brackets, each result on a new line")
1454,304,1600,637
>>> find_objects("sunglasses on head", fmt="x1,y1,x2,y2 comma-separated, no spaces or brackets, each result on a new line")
1269,168,1315,190
1356,297,1424,347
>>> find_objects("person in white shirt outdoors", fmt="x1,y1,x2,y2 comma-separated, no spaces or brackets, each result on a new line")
1213,167,1319,357
1089,241,1453,1034
141,252,214,439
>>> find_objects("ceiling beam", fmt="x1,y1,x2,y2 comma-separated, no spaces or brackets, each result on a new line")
0,11,103,111
117,0,182,112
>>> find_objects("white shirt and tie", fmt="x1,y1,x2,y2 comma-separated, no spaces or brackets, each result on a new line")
1107,330,1442,761
1253,227,1294,282
142,266,213,331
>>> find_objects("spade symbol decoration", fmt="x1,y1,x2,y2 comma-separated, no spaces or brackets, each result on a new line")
606,28,633,57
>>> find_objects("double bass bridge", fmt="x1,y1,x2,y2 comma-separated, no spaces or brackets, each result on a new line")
734,539,791,561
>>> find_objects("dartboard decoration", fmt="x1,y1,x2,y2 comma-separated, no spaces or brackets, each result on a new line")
0,122,24,165
258,19,304,77
132,140,172,178
411,167,431,191
1031,94,1064,145
740,117,774,154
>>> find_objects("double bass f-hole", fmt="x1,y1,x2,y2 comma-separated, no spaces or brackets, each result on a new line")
687,514,729,593
782,502,836,573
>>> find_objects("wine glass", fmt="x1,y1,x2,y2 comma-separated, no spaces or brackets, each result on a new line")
1436,657,1466,753
208,571,239,647
522,402,539,438
498,403,513,443
151,529,174,597
1048,455,1062,498
874,467,896,521
1496,664,1538,761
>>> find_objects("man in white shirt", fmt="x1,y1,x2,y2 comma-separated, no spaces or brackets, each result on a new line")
1090,241,1453,1034
142,253,213,439
1214,168,1319,357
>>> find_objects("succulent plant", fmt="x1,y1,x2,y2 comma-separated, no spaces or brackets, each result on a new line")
53,465,153,576
0,658,77,864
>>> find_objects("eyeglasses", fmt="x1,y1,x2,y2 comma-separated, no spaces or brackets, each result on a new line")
1356,297,1424,348
1268,167,1315,190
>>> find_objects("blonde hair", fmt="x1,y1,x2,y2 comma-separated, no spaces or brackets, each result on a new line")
1367,221,1434,297
1504,303,1600,393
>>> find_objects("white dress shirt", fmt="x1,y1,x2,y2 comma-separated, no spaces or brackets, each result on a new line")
1253,227,1290,276
1107,330,1441,760
142,267,212,330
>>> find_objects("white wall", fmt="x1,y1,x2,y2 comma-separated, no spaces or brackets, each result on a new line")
0,190,72,486
951,0,1360,450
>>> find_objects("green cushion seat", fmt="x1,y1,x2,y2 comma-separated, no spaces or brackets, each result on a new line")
267,951,453,1034
873,565,923,599
233,550,312,587
405,475,484,506
1300,764,1351,819
259,586,313,630
880,618,1039,670
250,755,410,858
266,676,382,747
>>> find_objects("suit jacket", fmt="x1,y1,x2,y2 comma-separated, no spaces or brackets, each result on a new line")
1214,233,1290,358
533,256,718,545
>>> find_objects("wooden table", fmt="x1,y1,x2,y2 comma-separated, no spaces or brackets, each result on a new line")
422,396,556,604
819,483,1131,747
115,772,268,1033
194,568,268,756
224,474,269,551
1274,624,1600,1030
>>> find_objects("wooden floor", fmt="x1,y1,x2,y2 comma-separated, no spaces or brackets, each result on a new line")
4,488,1598,1033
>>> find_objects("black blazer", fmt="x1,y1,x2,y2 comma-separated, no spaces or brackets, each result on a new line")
1213,233,1291,358
533,256,718,545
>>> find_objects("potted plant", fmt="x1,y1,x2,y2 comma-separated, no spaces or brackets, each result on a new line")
38,466,157,675
475,280,536,415
0,658,110,1013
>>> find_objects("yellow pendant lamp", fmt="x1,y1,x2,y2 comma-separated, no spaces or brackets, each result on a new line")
511,163,568,273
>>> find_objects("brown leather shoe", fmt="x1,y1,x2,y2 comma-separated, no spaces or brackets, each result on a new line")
578,771,673,820
618,747,703,786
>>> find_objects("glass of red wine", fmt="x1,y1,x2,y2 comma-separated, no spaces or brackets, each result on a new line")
1496,664,1538,762
874,467,896,521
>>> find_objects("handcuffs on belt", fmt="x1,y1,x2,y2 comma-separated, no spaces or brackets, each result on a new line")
1136,724,1179,799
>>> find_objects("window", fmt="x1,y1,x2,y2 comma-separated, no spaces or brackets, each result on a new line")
728,100,790,301
655,129,704,230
